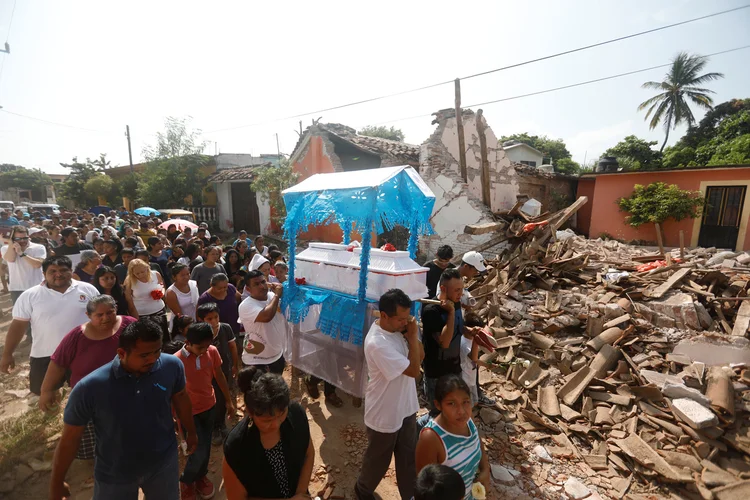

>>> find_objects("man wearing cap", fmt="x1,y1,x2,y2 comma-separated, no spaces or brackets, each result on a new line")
53,227,93,268
30,227,55,255
457,250,497,407
458,250,485,308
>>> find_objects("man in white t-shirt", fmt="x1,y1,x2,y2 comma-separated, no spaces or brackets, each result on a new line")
0,225,47,306
0,255,99,395
355,289,423,500
237,270,287,374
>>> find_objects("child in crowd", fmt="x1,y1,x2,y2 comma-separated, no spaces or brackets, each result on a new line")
196,302,240,445
416,375,489,500
171,315,194,343
175,323,235,500
415,464,466,500
462,313,493,407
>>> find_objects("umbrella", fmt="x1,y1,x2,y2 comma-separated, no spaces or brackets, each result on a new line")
159,220,198,231
134,207,160,216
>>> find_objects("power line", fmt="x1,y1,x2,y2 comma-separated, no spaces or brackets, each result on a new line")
5,0,17,43
2,44,747,137
369,44,750,126
0,108,116,133
204,4,750,134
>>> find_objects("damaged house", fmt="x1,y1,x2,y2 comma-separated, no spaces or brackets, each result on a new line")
288,112,577,258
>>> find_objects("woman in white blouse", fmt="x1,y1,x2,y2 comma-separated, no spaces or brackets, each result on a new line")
124,258,169,340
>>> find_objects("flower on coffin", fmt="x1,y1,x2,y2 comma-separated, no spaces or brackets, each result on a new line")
381,243,397,252
295,277,306,285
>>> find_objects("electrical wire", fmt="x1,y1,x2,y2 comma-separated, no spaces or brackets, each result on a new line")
5,0,17,43
368,44,750,126
0,108,117,133
204,4,750,134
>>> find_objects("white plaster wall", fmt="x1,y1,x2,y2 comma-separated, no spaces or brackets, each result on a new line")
258,196,271,235
505,146,543,167
216,183,233,232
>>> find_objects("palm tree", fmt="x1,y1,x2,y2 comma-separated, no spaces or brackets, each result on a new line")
638,52,724,152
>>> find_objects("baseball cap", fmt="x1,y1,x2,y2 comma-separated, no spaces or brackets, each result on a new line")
28,227,43,236
462,251,487,272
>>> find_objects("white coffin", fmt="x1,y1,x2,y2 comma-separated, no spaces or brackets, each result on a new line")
295,242,428,300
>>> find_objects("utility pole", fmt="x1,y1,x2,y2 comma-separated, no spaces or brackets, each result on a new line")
276,133,281,163
125,125,133,172
454,78,467,182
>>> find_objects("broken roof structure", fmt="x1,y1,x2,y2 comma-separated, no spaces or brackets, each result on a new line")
290,122,420,170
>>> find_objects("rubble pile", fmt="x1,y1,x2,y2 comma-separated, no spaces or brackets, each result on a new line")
463,197,750,499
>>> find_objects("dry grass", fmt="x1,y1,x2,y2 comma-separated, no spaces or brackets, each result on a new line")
0,408,62,477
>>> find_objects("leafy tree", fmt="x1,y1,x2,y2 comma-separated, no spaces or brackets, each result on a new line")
250,160,299,225
138,117,209,208
638,52,724,152
84,174,115,204
618,182,704,230
680,98,750,149
555,158,581,175
112,173,141,206
499,133,571,166
59,154,110,207
604,135,662,170
0,167,52,200
706,134,750,165
358,125,405,142
0,163,22,173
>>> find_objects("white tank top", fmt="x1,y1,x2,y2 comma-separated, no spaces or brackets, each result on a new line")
167,280,198,320
132,270,165,316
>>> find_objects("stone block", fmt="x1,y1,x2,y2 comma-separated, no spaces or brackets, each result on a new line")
564,477,592,499
648,292,702,330
491,463,516,485
662,383,711,407
671,397,719,429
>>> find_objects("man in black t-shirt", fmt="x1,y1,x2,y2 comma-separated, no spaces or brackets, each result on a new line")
53,227,93,268
419,268,466,426
424,245,455,299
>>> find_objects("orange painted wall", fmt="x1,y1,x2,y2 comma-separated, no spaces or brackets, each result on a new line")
292,136,343,243
576,178,596,236
580,168,750,249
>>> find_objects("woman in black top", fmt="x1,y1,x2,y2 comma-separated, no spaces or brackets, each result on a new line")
223,367,314,500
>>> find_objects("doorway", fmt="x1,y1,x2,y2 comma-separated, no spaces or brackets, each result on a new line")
698,185,746,249
231,182,261,236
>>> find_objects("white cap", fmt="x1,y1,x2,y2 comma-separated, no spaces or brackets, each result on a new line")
462,251,486,272
28,227,43,236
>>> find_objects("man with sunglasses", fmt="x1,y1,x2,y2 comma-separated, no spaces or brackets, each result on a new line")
1,226,46,306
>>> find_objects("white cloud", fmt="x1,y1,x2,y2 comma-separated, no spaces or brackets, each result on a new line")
566,120,634,164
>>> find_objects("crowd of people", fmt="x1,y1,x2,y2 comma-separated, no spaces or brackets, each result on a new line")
0,206,497,500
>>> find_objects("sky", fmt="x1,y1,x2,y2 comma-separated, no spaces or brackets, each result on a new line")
0,0,748,174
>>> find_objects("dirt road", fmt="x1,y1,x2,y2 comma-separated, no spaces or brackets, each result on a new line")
0,291,402,500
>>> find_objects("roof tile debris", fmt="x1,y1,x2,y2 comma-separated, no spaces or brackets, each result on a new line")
291,123,420,165
207,163,269,183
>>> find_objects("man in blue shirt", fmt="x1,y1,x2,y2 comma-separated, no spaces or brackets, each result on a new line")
49,319,197,500
232,229,253,249
0,210,20,227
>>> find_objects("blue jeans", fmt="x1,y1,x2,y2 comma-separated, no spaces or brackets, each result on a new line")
93,449,179,500
181,406,215,484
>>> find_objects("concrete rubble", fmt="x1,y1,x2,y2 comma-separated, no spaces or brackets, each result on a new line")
459,197,750,499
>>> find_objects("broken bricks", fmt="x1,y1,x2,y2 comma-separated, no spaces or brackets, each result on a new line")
462,197,750,498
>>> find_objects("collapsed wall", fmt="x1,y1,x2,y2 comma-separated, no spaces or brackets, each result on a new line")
418,108,520,258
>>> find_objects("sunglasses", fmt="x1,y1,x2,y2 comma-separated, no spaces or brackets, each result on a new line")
13,237,29,241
